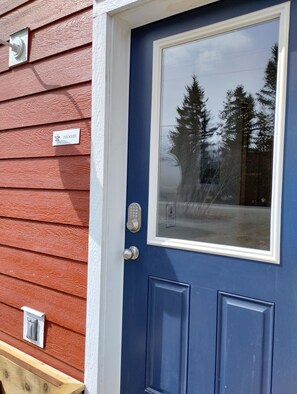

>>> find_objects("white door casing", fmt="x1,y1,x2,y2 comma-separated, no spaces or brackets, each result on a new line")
85,1,220,394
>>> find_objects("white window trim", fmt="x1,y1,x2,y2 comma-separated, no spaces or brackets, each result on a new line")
85,0,290,393
147,3,290,264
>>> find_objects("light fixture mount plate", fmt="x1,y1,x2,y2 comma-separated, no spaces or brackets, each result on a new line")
9,27,29,67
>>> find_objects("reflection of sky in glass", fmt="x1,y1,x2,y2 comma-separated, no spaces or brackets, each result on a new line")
160,18,279,149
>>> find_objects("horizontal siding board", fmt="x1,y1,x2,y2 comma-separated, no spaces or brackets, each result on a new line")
0,120,91,159
0,46,92,102
0,246,87,297
0,304,85,371
0,0,92,39
0,275,86,334
0,156,90,190
44,323,85,371
0,332,83,381
0,0,31,16
0,9,92,74
0,218,88,262
0,189,89,226
0,83,91,131
30,8,92,62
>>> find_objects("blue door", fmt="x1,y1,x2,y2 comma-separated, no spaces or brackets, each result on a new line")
121,1,297,393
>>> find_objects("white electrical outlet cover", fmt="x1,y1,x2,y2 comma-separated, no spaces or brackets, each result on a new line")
21,306,45,348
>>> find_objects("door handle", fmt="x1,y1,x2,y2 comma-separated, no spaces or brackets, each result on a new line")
123,246,139,260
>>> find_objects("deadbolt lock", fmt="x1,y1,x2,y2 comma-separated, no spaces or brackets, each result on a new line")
127,203,141,233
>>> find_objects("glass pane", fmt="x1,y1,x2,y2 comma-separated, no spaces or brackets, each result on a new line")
157,19,279,250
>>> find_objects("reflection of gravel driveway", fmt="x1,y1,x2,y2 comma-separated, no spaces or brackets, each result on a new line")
158,203,270,250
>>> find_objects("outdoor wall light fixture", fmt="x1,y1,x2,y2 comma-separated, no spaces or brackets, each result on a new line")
0,27,29,67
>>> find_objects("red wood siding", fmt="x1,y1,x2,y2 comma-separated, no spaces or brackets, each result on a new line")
0,190,89,225
0,120,91,159
0,0,92,381
0,46,92,101
0,0,92,38
0,157,90,190
0,246,87,296
0,0,30,16
0,9,92,73
0,84,91,130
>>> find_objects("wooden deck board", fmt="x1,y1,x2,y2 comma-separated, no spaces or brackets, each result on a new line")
0,341,84,393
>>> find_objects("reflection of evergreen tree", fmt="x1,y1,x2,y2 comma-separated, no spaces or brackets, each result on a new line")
255,43,278,152
218,85,257,203
217,43,278,206
167,44,278,208
169,75,215,201
219,85,257,151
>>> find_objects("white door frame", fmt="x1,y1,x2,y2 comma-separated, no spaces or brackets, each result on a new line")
85,1,219,393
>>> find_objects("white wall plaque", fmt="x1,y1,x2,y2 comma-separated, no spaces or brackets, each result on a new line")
52,128,80,146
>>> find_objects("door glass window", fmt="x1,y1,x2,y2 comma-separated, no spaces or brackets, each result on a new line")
148,8,289,262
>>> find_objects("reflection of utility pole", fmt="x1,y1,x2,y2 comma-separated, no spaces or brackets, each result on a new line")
240,100,248,206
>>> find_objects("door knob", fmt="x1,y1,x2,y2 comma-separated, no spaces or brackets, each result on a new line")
123,246,139,260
